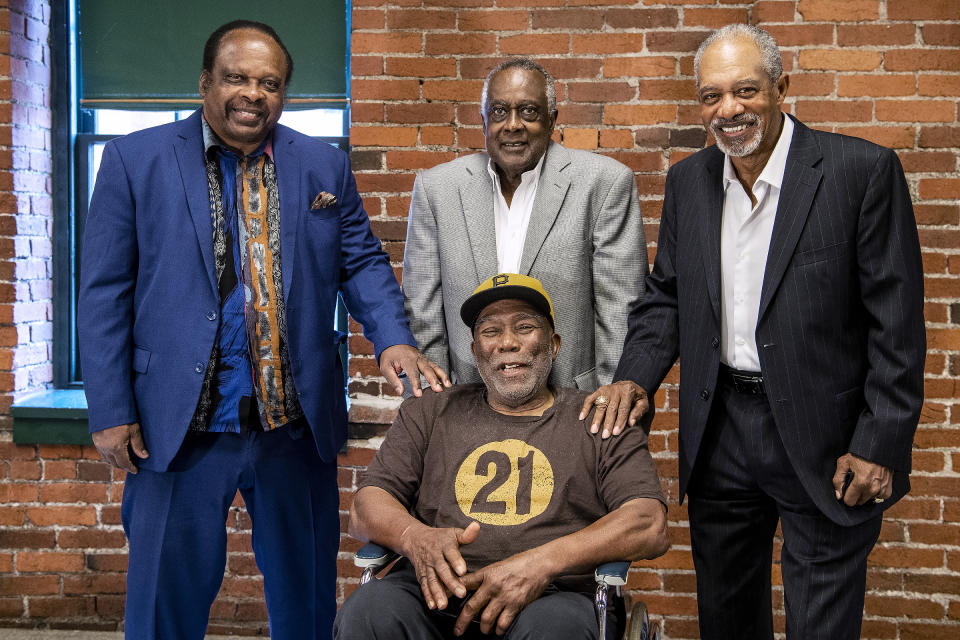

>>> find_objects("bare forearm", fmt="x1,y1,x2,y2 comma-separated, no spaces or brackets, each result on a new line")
349,486,426,553
525,498,668,580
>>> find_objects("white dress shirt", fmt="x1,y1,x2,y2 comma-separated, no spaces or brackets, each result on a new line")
488,154,545,274
720,114,795,372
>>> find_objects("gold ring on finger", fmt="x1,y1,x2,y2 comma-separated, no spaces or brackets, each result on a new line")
594,395,609,408
873,496,885,504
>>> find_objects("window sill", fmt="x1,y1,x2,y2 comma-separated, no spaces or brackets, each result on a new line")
11,389,91,445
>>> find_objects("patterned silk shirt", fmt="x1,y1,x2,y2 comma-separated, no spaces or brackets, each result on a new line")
189,119,304,433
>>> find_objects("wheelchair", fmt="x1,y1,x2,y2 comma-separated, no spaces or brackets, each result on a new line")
355,542,661,640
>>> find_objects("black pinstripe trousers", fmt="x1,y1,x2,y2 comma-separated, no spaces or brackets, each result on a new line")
686,380,882,640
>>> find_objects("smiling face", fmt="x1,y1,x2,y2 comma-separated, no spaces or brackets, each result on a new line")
697,36,788,160
482,67,557,187
471,298,561,413
199,28,287,155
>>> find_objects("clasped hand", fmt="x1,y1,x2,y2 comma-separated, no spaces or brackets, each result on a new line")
401,523,551,637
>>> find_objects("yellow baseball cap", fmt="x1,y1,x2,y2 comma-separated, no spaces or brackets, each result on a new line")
460,273,555,329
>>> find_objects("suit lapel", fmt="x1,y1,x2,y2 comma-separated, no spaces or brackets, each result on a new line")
758,117,823,322
273,125,301,303
460,155,498,283
173,111,218,297
700,149,724,322
519,142,571,276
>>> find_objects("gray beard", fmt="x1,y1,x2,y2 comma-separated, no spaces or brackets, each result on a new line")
712,115,763,157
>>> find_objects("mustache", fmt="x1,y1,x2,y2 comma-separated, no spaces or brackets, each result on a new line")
710,113,761,129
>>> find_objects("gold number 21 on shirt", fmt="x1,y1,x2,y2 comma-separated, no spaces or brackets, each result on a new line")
454,440,555,526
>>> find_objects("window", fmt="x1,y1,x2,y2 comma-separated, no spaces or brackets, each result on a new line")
52,1,350,388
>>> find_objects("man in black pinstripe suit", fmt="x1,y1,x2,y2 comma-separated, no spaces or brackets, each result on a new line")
583,24,925,640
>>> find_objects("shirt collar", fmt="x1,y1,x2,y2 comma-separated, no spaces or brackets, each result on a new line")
201,115,274,160
723,113,795,191
486,151,546,195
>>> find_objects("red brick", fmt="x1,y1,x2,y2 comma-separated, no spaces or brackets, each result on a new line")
0,575,59,596
898,151,957,173
386,9,456,30
385,103,455,125
838,74,915,97
17,551,84,572
646,30,710,54
683,7,749,29
599,129,635,149
567,81,636,103
349,126,418,148
915,204,959,225
886,49,960,72
604,56,676,78
788,73,835,97
603,7,677,29
58,529,127,549
26,506,97,527
532,8,604,30
877,100,955,123
866,594,945,619
919,178,960,200
562,128,598,150
838,125,916,149
798,0,879,21
351,79,420,101
867,546,943,569
572,33,643,55
922,23,960,46
888,0,960,20
62,574,126,595
500,33,570,55
38,482,109,504
420,126,455,146
604,105,676,126
425,33,495,56
460,9,528,31
799,49,882,72
351,32,422,55
385,57,456,79
919,75,960,98
763,24,835,46
352,9,384,30
838,24,917,46
635,79,697,102
794,100,873,123
752,0,795,22
919,126,960,148
422,79,484,101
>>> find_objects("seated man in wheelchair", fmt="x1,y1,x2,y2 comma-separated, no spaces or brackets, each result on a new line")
335,274,669,639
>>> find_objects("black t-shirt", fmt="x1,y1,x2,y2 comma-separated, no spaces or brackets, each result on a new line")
359,384,666,594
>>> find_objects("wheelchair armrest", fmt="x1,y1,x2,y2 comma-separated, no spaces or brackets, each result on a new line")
354,542,399,570
594,561,630,587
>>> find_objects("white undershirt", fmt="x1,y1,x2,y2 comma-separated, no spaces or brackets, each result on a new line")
720,114,794,372
488,154,545,274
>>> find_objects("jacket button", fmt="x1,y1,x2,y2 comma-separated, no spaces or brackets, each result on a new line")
712,337,719,348
207,310,218,321
700,389,710,400
195,362,205,373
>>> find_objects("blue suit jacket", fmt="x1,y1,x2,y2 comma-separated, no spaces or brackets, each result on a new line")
615,116,925,526
78,110,415,471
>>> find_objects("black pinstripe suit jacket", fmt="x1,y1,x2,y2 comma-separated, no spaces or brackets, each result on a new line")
615,115,925,526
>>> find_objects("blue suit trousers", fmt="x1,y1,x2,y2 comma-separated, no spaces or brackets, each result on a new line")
121,422,339,640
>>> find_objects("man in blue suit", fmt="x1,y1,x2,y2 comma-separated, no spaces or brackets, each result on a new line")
78,20,448,640
584,24,924,640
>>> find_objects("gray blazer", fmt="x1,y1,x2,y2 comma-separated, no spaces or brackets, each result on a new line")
403,141,646,391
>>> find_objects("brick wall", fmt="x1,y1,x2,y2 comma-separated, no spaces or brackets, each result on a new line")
0,0,957,637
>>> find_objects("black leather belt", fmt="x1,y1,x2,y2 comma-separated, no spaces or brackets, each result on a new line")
719,364,766,395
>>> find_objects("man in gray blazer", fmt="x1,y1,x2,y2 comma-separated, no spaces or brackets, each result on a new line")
403,58,645,405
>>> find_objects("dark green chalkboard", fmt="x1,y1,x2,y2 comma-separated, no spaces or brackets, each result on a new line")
77,0,347,107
